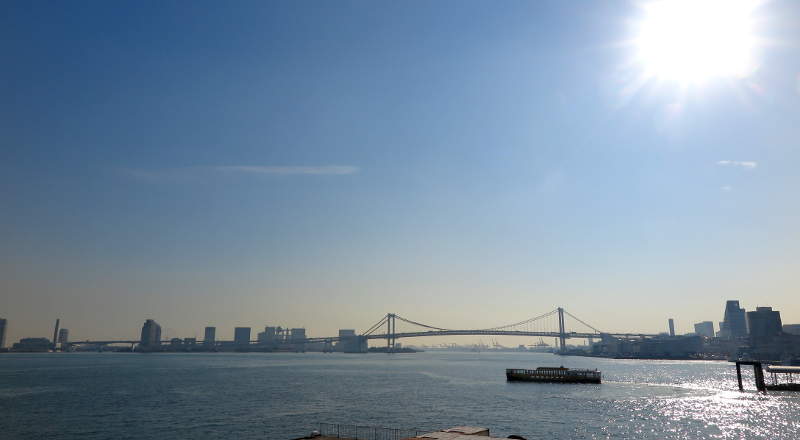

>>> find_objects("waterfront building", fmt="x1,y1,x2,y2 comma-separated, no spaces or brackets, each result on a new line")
204,326,216,346
783,324,800,336
183,338,196,347
668,319,675,337
591,334,703,359
290,328,306,341
746,307,782,343
0,318,6,348
234,327,251,345
12,337,51,352
720,300,747,339
336,329,366,353
139,319,162,348
57,328,69,347
693,321,714,338
257,327,277,344
170,338,183,348
265,326,281,343
336,329,358,353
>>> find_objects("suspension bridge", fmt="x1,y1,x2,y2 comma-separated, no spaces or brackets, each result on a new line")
64,307,660,352
306,307,659,352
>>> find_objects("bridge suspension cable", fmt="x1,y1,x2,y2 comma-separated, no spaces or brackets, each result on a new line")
478,309,559,331
394,314,452,332
362,315,389,336
361,307,604,337
563,310,602,334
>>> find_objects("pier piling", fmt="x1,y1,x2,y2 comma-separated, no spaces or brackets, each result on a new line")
734,360,767,393
736,363,743,391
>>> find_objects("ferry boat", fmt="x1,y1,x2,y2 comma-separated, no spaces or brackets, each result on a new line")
765,365,800,391
506,366,601,384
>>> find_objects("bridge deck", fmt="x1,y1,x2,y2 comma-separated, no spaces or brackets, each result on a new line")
69,331,657,346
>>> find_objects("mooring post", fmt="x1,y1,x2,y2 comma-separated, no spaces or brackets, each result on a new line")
736,362,743,391
754,363,767,393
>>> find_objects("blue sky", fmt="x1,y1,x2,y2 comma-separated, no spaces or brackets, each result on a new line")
2,1,800,343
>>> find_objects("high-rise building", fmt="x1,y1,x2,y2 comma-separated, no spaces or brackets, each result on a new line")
746,307,782,342
204,327,216,346
234,327,251,345
0,319,6,349
140,319,162,347
57,328,69,346
668,319,675,337
694,321,715,338
721,300,747,339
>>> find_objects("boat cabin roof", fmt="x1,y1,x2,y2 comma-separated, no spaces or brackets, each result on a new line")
413,426,503,439
532,367,598,372
765,365,800,373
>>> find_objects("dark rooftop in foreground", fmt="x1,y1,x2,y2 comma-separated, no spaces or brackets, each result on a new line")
295,425,522,440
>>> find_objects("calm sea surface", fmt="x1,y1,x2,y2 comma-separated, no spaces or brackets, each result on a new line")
1,351,799,439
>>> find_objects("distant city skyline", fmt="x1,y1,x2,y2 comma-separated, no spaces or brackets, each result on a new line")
2,1,800,344
2,298,797,348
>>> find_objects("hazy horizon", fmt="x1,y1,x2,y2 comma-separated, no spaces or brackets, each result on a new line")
3,0,800,345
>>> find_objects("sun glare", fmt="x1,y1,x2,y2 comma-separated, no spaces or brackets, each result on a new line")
634,0,760,82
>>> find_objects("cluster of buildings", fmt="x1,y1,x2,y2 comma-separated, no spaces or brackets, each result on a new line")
0,317,367,353
0,318,71,353
588,300,800,361
712,301,800,360
135,320,368,353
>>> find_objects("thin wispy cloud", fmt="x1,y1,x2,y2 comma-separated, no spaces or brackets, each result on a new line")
122,165,359,183
214,166,358,175
716,160,757,169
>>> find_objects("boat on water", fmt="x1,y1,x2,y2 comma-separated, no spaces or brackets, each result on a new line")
765,365,800,391
506,366,601,384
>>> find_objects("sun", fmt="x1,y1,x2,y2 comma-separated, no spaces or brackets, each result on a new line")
633,0,761,83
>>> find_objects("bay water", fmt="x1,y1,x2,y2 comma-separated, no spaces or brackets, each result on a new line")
1,351,798,439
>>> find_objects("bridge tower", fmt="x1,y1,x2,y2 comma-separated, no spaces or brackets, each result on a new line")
557,307,566,353
386,313,396,353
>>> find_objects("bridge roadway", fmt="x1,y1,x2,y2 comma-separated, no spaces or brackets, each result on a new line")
307,330,659,344
67,330,659,346
64,308,661,347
